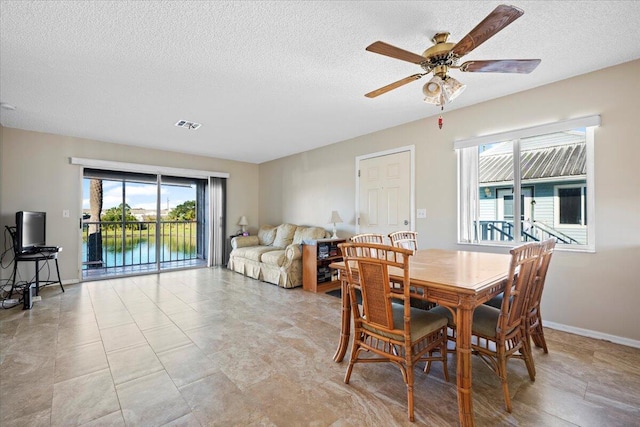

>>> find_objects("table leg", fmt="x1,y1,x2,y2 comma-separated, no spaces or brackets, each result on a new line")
333,276,351,362
456,305,475,427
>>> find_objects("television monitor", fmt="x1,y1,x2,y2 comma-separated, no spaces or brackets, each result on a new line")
15,211,46,253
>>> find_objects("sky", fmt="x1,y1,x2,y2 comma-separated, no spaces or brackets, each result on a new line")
82,179,196,211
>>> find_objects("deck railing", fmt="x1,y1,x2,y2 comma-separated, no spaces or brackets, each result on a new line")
478,220,580,244
82,220,199,269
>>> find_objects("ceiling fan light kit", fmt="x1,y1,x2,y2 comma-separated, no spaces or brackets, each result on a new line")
422,76,466,106
364,4,541,129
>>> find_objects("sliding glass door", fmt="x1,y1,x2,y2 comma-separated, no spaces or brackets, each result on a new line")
82,168,217,278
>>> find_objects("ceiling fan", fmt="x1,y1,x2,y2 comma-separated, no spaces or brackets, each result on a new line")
364,4,541,113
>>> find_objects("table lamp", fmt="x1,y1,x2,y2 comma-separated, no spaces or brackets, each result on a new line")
238,216,248,234
328,211,342,239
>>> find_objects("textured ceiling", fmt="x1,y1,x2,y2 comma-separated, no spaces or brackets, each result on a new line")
1,1,639,164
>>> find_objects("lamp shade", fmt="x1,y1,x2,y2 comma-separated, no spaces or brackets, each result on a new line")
442,76,466,102
238,216,248,226
423,76,445,106
329,211,343,224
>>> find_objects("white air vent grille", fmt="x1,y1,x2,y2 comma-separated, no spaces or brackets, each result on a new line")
175,120,201,130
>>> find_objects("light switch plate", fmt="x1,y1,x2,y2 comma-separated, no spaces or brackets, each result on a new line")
417,209,427,219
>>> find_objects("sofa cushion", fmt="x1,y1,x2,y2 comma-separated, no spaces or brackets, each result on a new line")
232,246,280,262
292,226,328,245
272,223,297,248
258,225,277,246
260,250,286,267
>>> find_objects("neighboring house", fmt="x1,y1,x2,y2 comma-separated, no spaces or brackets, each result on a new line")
478,130,587,244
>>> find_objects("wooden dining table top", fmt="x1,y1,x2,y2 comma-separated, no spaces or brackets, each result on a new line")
331,248,512,296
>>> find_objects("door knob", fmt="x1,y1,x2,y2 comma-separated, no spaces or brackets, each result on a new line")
404,220,409,225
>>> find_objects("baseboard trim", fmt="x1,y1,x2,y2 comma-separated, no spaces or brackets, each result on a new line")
61,279,80,285
544,321,640,349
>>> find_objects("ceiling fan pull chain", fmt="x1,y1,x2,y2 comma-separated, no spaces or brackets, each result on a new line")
438,106,444,130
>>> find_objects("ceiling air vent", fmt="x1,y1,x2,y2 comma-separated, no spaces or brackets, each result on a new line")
175,120,201,130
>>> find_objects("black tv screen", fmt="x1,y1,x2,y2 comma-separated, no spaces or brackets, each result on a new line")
16,211,46,253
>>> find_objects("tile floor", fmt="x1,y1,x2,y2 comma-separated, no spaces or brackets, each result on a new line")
1,267,639,426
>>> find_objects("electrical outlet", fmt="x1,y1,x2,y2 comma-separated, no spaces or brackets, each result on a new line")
63,210,70,218
417,208,427,219
5,298,18,304
32,296,42,302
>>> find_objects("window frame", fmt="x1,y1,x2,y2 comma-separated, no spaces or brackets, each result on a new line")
455,115,599,252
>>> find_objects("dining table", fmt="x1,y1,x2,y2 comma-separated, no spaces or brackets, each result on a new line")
330,248,512,427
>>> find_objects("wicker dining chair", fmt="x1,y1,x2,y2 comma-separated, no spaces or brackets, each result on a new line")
349,233,385,244
388,231,418,252
339,242,449,422
525,238,556,353
429,242,542,413
485,238,556,353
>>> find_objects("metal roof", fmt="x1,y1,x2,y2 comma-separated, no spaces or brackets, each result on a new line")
479,135,586,184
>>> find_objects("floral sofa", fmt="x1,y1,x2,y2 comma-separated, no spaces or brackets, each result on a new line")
227,223,329,288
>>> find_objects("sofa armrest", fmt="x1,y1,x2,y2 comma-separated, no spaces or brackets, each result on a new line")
231,235,260,249
285,244,302,263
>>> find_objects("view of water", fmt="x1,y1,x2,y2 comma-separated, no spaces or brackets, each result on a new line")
82,241,196,268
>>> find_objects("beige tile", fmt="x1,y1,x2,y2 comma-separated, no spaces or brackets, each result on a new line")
161,412,203,427
129,308,174,330
50,368,120,427
116,370,191,426
143,324,191,353
157,343,219,388
182,325,225,354
58,309,97,328
56,320,101,350
3,323,57,355
54,341,109,383
0,408,52,427
100,322,146,353
78,410,125,426
0,353,54,423
106,343,164,385
94,309,134,330
179,371,270,426
1,349,55,382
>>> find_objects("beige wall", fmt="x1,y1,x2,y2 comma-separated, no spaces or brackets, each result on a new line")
0,127,260,282
259,59,640,344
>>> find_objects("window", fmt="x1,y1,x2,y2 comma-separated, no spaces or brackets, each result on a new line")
457,116,599,251
555,185,587,226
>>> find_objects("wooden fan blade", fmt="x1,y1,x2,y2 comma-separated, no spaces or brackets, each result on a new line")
460,59,541,73
366,41,426,64
450,4,524,58
365,74,424,98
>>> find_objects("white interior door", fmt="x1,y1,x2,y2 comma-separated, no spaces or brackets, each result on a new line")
357,150,412,237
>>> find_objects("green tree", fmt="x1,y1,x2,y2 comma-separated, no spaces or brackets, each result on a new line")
169,200,196,220
102,203,139,227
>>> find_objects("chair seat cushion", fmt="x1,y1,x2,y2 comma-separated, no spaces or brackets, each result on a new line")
471,305,501,338
484,293,503,309
429,304,505,339
364,303,448,342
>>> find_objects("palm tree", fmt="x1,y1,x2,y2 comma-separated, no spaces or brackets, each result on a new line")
88,179,103,268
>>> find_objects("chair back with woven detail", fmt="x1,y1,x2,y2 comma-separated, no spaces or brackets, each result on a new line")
499,242,542,336
526,237,556,353
349,233,385,244
388,231,418,252
338,242,449,422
